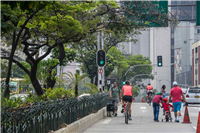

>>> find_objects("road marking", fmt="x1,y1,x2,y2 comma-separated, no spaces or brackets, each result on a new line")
102,118,112,124
140,106,146,110
193,126,196,130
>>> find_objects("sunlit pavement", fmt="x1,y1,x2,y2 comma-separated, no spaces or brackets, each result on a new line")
84,103,198,133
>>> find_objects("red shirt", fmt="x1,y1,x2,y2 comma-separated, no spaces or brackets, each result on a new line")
146,85,153,90
122,85,132,96
162,102,173,110
153,95,162,103
170,86,183,103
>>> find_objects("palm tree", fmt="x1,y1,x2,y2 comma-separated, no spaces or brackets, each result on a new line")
66,71,89,97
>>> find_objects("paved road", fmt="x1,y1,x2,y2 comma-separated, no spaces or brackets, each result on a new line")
84,103,199,133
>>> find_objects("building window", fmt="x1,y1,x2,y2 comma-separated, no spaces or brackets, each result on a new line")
197,29,200,34
195,69,198,75
196,47,198,53
184,41,187,44
196,80,198,86
171,38,174,44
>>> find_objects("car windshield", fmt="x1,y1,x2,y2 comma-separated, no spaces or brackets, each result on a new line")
188,88,200,93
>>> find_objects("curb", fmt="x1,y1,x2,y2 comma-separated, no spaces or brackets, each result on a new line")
54,107,107,133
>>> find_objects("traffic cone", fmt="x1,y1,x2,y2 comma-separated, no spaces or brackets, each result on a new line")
182,105,192,124
171,106,174,112
196,112,200,133
142,98,145,103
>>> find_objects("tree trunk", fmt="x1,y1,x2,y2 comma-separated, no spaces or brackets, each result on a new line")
90,76,93,84
4,40,17,98
30,63,44,95
75,85,78,97
47,75,56,89
95,73,98,86
30,77,44,95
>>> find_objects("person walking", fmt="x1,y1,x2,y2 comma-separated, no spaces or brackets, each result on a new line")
109,81,120,117
169,81,186,122
152,92,163,122
161,85,166,115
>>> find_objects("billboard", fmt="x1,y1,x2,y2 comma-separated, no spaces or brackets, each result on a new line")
174,48,182,80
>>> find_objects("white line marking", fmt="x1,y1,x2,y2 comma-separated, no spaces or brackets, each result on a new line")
102,118,112,124
193,126,196,130
140,106,146,110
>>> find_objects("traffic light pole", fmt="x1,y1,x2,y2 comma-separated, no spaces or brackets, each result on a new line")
97,30,105,92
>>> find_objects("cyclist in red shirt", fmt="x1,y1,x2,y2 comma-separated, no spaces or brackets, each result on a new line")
146,83,154,103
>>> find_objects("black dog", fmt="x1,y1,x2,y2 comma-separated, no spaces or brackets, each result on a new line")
106,103,114,117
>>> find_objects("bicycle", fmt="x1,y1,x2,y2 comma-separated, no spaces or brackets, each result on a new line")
124,101,129,124
162,110,172,122
148,93,152,106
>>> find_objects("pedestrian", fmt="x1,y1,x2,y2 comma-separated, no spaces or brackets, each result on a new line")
169,81,186,122
161,85,166,98
109,81,120,117
152,92,163,122
161,85,166,115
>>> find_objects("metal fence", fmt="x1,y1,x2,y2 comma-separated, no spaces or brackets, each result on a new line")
1,93,109,133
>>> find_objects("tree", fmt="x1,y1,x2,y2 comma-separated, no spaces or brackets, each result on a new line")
1,1,175,98
125,55,154,86
1,1,118,97
132,86,140,98
65,71,89,97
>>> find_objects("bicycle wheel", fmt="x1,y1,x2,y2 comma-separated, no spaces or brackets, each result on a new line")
125,105,129,124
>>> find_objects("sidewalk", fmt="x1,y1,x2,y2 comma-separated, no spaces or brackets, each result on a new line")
84,103,196,133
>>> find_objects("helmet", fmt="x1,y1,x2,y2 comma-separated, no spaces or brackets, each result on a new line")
163,98,168,102
148,83,151,85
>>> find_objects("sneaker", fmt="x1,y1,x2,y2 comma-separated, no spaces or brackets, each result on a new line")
176,120,180,122
115,113,118,117
121,108,124,113
129,117,132,120
156,120,159,122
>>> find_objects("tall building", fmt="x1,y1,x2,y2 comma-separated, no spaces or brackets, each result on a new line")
117,27,171,92
192,40,200,87
170,1,200,88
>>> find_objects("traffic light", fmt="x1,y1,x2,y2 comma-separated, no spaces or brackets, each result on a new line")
123,76,126,85
157,56,162,67
97,50,106,67
20,86,23,90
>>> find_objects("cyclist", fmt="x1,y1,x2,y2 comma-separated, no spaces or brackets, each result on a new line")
120,80,133,120
146,83,154,103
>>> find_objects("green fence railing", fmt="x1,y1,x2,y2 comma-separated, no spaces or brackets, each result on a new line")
1,93,109,133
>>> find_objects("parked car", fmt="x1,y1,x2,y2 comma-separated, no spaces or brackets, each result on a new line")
10,94,28,101
185,87,200,105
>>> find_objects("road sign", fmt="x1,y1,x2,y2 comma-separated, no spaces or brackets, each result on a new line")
197,1,200,26
98,68,103,74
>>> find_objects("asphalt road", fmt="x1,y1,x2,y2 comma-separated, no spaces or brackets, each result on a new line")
84,102,199,133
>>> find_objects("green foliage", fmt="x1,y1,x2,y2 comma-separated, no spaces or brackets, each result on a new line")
125,55,153,86
2,97,23,109
132,86,140,98
66,71,89,97
51,47,76,66
22,88,75,105
83,82,99,95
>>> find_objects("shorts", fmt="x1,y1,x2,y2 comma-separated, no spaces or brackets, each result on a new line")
123,96,132,103
173,102,182,112
147,92,153,97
